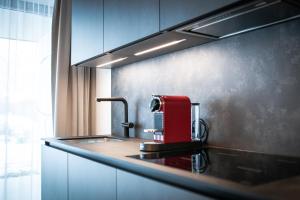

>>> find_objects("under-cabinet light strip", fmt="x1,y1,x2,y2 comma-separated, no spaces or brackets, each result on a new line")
94,39,186,67
96,57,128,68
134,39,186,56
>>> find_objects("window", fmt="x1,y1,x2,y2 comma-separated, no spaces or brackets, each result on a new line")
0,1,54,199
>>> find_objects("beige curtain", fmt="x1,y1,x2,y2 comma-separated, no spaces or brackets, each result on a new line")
51,0,96,137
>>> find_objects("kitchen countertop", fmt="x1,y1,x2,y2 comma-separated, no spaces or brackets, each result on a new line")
43,136,300,200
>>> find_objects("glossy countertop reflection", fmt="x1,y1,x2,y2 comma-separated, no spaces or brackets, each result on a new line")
129,147,300,186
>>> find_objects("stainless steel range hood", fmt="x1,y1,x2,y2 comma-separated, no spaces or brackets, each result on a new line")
177,0,300,39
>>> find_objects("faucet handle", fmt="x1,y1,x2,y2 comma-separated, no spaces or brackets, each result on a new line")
121,122,134,128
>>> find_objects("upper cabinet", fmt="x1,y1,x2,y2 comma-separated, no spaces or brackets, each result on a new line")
103,0,159,52
71,0,239,66
71,0,300,68
71,0,103,65
159,0,239,30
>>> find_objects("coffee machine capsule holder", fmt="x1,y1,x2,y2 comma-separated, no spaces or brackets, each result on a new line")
141,95,202,152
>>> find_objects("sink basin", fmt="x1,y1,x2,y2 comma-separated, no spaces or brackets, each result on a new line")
59,136,124,144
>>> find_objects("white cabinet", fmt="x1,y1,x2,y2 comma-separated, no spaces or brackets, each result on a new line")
103,0,159,52
68,154,117,200
71,0,103,65
41,145,68,200
117,170,214,200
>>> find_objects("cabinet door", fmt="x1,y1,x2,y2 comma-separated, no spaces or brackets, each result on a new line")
68,154,117,200
117,170,213,200
41,145,68,200
71,0,103,65
160,0,239,30
104,0,159,52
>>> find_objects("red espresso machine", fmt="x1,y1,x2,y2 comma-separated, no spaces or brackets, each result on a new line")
141,95,202,152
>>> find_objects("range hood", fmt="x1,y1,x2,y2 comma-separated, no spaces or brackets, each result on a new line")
177,0,300,39
75,0,300,68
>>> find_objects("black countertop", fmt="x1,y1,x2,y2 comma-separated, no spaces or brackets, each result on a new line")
43,136,300,200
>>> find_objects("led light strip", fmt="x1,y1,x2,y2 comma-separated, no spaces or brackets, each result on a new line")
96,57,128,68
95,39,186,67
134,39,186,56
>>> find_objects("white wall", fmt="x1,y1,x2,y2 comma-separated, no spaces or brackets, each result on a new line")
96,68,111,135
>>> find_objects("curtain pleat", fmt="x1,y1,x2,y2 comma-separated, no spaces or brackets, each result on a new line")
52,0,96,137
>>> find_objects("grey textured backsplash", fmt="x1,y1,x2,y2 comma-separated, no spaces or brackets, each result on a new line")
111,19,300,157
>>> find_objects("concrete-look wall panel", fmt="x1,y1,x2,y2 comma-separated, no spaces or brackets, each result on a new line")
112,19,300,157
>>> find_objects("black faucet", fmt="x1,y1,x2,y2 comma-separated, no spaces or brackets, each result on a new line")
96,97,134,138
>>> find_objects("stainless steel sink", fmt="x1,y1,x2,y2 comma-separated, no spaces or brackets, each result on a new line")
59,136,124,144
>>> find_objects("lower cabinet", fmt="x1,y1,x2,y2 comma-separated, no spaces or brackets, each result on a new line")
68,154,117,200
117,170,213,200
42,145,68,200
42,146,212,200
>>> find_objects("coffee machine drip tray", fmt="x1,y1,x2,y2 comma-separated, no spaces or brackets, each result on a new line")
129,147,300,186
140,141,202,152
